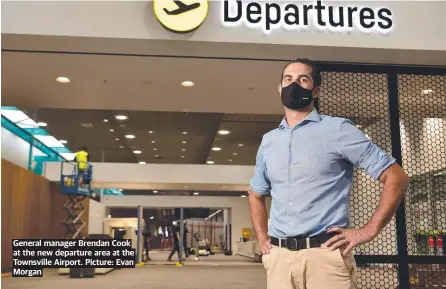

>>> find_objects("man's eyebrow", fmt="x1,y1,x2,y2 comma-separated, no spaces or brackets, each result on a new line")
283,74,311,79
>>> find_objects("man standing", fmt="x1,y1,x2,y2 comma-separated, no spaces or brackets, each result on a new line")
75,146,89,186
167,222,187,261
249,58,409,289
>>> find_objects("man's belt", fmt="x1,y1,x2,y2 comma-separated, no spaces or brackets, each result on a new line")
270,232,338,251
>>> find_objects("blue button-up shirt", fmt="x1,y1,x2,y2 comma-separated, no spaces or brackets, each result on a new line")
250,109,396,238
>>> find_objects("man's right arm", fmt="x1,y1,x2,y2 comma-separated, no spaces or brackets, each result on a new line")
248,192,271,254
248,138,272,254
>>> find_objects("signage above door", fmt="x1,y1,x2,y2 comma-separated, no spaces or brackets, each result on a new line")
222,0,394,34
153,1,394,35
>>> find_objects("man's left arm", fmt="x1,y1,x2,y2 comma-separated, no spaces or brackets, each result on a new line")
324,119,410,255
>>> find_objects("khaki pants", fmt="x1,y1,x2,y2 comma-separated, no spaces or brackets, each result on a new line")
262,245,357,289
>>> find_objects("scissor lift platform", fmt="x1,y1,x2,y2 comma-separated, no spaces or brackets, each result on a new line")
60,161,93,239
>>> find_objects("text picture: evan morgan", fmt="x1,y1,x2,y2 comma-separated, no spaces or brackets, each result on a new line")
222,0,393,33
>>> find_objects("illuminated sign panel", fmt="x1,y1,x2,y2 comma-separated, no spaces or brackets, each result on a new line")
222,0,393,34
153,0,394,35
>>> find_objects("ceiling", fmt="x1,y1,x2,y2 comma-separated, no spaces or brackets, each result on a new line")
2,49,443,118
2,46,444,167
21,108,281,166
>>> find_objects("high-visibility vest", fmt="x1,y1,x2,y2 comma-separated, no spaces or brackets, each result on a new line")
76,150,88,170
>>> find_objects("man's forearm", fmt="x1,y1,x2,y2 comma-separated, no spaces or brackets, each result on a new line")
248,191,269,242
365,169,409,236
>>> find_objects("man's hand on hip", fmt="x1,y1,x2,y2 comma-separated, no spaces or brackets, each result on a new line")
323,226,378,256
258,237,272,255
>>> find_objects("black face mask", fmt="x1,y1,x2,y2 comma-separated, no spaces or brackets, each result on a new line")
281,82,314,110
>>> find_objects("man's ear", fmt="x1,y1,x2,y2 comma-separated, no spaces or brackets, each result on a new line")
277,83,282,94
313,86,321,98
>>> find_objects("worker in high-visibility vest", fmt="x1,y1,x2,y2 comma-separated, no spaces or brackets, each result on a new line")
75,146,89,186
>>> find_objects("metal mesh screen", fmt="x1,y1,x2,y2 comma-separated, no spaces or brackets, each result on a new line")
397,74,446,288
408,264,446,288
356,264,399,289
318,71,397,288
319,72,396,256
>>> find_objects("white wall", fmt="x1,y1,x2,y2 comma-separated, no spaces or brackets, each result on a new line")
1,127,30,169
2,1,445,51
88,199,107,234
44,162,254,191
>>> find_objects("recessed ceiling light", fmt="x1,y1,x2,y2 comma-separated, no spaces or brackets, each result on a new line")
182,149,186,151
181,156,186,158
218,130,230,135
148,130,154,134
241,195,247,198
133,150,142,154
125,134,135,139
181,81,194,87
233,152,238,155
153,148,158,151
182,141,187,144
182,131,188,134
115,138,120,141
238,144,244,147
228,159,232,162
212,147,221,151
151,141,156,144
153,190,158,193
37,122,47,127
150,216,155,220
206,161,214,164
119,145,124,149
139,161,146,164
56,76,70,84
422,89,434,95
109,129,114,132
103,119,109,123
115,115,128,120
154,155,159,158
193,192,199,195
59,140,68,144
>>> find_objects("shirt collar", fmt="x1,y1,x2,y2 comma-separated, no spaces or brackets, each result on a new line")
279,109,321,130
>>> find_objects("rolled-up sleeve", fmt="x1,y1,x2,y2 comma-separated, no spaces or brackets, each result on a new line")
337,119,396,180
250,137,271,195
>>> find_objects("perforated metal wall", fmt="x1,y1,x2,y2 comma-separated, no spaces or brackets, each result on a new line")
317,69,446,288
398,74,446,288
318,71,399,287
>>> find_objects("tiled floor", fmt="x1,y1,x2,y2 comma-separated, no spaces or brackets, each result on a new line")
2,266,267,289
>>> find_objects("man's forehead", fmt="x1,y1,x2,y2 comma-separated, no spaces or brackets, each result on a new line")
284,62,313,75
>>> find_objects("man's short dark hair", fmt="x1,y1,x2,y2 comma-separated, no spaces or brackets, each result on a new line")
280,58,322,87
